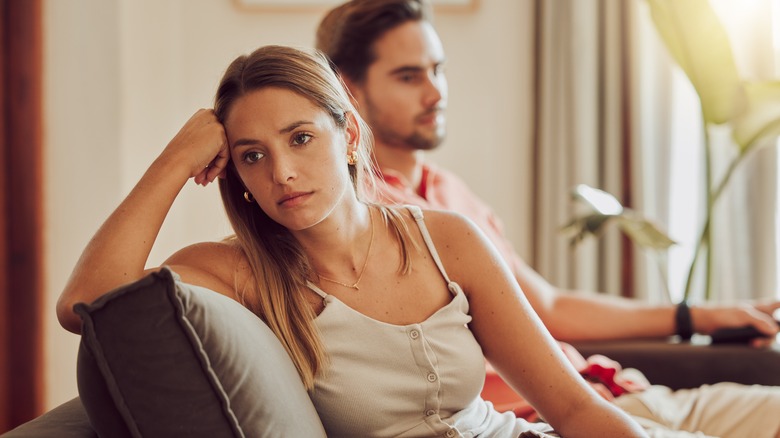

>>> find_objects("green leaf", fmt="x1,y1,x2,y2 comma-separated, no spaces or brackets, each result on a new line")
615,215,677,250
732,80,780,150
646,0,744,124
566,184,676,251
561,213,615,246
571,184,624,215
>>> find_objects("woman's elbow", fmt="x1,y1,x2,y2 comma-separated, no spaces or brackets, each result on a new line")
56,292,83,334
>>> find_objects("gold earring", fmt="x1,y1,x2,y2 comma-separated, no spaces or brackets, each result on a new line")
243,191,254,203
347,150,358,166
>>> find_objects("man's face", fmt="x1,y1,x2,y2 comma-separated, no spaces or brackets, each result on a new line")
351,20,447,151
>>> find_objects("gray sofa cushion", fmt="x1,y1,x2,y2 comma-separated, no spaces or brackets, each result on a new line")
74,267,326,438
0,398,94,438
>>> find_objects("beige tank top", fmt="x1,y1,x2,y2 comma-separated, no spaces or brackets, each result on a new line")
307,206,555,437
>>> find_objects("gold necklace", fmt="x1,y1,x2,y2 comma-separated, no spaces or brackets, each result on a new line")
316,209,375,290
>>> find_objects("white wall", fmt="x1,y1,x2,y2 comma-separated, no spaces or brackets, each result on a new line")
43,0,533,409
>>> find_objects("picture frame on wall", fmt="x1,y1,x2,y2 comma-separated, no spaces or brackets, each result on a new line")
233,0,476,12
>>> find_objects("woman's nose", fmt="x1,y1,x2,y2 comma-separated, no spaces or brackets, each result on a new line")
271,155,296,184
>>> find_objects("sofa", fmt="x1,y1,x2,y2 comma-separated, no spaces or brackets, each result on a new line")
4,268,780,437
2,268,326,437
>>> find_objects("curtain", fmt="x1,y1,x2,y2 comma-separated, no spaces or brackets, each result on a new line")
531,0,647,299
0,0,44,432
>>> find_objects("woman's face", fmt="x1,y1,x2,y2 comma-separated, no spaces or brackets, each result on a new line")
224,87,357,231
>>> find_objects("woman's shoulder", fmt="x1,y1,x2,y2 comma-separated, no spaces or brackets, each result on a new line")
387,203,469,223
385,204,484,255
166,238,245,264
160,238,250,300
401,205,479,234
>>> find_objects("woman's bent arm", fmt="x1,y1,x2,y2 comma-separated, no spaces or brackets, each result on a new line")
57,109,229,333
425,210,647,437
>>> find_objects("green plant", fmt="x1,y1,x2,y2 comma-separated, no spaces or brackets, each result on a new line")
647,0,780,301
562,184,676,300
565,0,780,301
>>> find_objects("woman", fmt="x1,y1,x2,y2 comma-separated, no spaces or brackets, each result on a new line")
57,45,646,437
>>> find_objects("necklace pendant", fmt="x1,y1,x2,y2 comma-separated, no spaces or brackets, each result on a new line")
314,207,374,293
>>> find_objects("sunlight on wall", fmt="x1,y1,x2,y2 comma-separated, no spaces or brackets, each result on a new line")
665,0,780,302
666,70,703,303
775,1,780,73
775,0,780,299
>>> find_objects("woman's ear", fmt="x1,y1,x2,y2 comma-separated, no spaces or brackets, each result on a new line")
344,111,361,154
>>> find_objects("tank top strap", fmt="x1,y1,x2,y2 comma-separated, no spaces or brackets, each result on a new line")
306,281,328,299
405,205,459,297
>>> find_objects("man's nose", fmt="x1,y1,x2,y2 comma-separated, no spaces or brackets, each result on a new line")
423,71,446,107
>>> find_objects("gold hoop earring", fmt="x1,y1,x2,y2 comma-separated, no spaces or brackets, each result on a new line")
347,150,358,166
243,191,254,203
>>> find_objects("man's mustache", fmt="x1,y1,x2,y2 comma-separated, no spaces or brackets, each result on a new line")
416,106,446,121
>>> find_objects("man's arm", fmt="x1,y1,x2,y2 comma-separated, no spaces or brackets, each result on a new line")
514,260,780,341
375,163,780,342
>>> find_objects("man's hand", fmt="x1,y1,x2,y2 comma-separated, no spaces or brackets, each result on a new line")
691,301,780,346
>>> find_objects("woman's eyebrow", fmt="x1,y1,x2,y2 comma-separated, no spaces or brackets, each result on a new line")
279,120,313,134
231,138,260,149
230,120,315,149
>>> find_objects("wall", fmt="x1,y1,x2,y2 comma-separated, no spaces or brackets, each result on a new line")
43,0,533,409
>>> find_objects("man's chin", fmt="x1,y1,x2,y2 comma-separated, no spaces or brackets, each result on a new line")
407,132,445,151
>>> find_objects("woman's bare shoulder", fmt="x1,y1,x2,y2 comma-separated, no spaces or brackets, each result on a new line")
415,208,480,238
413,208,502,287
159,238,251,299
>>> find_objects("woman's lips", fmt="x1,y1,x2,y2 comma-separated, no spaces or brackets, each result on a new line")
277,191,312,206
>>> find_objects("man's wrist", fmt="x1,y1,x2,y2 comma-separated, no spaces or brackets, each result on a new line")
675,300,694,340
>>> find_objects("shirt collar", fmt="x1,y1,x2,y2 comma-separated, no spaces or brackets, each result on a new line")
379,163,434,198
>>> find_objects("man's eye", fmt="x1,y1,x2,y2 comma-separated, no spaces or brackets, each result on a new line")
399,73,416,83
292,133,313,145
243,151,264,163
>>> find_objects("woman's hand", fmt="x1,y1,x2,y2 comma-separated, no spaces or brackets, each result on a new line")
161,108,230,186
58,108,231,333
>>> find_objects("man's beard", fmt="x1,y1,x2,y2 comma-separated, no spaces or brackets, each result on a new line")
364,102,446,151
403,129,445,151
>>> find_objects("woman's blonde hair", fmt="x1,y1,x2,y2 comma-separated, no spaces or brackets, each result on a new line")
214,45,413,389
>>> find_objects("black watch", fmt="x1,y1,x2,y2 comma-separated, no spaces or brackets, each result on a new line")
675,300,694,341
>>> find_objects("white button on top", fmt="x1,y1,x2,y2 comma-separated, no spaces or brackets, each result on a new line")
427,373,437,382
425,409,436,416
445,429,456,437
409,330,420,339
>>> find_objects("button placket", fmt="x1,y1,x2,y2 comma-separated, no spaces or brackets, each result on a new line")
406,324,442,428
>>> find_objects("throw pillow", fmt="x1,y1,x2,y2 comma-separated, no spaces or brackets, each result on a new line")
74,267,326,438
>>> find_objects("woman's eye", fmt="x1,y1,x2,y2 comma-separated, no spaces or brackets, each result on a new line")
292,132,313,146
242,151,264,164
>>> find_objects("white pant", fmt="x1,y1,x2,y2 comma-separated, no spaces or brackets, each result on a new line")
614,383,780,438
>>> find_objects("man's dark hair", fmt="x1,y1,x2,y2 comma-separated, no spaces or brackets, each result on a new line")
316,0,433,84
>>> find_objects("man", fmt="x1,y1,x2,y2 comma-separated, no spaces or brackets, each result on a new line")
316,0,780,343
316,1,780,436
